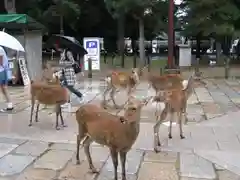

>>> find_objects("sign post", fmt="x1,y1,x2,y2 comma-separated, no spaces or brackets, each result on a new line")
83,38,100,71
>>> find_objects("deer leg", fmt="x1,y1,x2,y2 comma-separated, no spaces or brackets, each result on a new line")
178,112,185,139
35,103,40,122
110,88,120,109
29,98,35,127
55,105,60,130
102,86,111,109
168,112,174,139
76,125,86,165
59,105,67,127
84,138,98,173
120,151,127,180
110,148,119,180
153,106,168,153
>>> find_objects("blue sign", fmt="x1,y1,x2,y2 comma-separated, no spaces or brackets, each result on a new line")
86,41,97,48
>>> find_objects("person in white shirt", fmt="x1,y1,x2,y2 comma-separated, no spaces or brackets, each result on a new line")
0,46,13,112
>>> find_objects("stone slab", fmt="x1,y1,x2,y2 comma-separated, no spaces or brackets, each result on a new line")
195,150,240,176
180,152,216,179
102,150,144,175
0,143,18,159
97,171,136,180
33,150,74,171
0,154,35,176
217,170,240,180
144,151,178,163
50,143,76,151
138,162,178,180
16,168,57,180
0,137,26,145
14,141,49,157
58,161,102,180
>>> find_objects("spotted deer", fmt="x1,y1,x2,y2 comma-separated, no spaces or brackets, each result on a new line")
152,72,206,152
102,67,147,109
75,96,151,180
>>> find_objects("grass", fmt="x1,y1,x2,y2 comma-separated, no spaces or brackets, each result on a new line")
100,55,168,71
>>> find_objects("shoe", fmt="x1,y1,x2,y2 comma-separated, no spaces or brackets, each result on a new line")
79,96,85,104
0,107,14,112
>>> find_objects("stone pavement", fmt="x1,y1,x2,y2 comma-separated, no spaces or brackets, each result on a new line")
0,79,240,179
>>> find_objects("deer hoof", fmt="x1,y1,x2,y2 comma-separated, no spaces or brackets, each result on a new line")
180,135,185,139
62,124,68,128
56,126,61,131
90,168,99,174
154,146,161,153
76,160,81,165
28,123,32,127
168,134,172,139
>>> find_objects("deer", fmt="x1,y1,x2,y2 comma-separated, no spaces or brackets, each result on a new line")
75,96,151,180
152,72,206,152
102,67,147,109
29,76,69,130
145,71,204,123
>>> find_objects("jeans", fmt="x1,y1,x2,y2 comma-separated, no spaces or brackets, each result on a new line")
64,85,83,99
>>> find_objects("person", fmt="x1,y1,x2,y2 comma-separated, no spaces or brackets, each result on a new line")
58,47,84,105
42,63,52,81
0,46,13,112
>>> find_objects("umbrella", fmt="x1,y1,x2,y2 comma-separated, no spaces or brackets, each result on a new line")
0,31,25,52
45,34,87,56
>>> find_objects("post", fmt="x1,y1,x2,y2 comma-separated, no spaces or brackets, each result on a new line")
103,50,107,64
133,53,137,68
224,57,230,79
88,58,92,78
167,0,174,68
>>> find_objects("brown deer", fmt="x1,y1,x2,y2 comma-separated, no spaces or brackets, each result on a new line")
75,96,151,180
102,67,147,109
29,76,69,130
152,73,206,152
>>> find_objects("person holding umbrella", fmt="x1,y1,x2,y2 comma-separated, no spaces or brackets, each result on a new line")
56,43,84,107
0,46,13,112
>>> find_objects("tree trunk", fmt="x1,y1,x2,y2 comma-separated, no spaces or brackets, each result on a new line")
60,14,64,35
117,14,125,68
139,17,145,66
4,0,16,13
216,41,221,62
195,34,201,74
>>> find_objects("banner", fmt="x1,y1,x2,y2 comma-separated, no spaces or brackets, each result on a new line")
18,57,30,86
83,37,100,70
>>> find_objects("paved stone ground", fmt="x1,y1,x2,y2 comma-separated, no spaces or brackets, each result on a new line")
0,79,240,179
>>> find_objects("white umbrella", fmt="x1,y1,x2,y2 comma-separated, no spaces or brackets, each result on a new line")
0,31,25,52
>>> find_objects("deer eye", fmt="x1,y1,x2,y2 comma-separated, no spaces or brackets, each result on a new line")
131,107,137,111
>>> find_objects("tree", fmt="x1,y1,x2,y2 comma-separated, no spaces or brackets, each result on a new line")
180,0,240,61
42,0,80,35
104,0,130,67
127,0,168,65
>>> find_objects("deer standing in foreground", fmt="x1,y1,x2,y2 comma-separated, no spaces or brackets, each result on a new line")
29,76,69,130
152,72,206,152
75,96,151,180
102,67,147,109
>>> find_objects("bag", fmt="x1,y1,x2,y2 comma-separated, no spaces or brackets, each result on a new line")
64,50,82,74
72,63,82,74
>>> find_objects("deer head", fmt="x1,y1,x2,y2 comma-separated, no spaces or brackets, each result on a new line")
121,96,151,123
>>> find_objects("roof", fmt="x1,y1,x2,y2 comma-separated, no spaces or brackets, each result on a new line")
0,14,45,30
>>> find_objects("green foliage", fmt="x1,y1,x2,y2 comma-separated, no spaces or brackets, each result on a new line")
42,0,80,29
181,0,240,37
